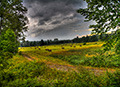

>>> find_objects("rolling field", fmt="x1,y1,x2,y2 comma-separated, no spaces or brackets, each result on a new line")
19,42,103,68
19,41,120,68
5,41,120,87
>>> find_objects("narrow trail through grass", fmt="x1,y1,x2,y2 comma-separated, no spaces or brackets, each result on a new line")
22,54,34,61
22,52,116,76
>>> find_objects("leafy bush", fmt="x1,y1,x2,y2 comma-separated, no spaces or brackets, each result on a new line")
3,52,13,59
0,29,19,54
19,51,22,55
83,42,86,45
50,49,120,68
81,52,120,68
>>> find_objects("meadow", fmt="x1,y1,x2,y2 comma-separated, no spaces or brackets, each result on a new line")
2,41,120,87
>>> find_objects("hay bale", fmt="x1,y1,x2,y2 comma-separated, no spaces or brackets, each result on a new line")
45,49,52,52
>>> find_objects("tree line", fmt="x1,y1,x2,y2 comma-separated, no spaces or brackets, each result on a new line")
20,34,109,47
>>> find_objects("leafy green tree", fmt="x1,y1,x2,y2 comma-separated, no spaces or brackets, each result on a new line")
0,29,19,54
40,39,45,46
0,1,28,85
0,0,28,40
77,0,120,53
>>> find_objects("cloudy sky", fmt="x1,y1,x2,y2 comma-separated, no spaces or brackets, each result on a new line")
23,0,95,41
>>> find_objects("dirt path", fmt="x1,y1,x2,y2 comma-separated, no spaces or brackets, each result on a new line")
22,54,34,61
46,63,116,75
22,54,116,75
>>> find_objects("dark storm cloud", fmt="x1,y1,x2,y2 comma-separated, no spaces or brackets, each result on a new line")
24,0,83,19
23,0,90,40
24,0,83,5
51,21,61,24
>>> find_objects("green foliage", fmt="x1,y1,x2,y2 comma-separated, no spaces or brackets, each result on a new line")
3,52,13,59
0,53,8,70
102,29,120,54
82,54,120,68
50,47,100,65
50,47,120,68
0,29,19,54
83,42,86,45
77,0,120,53
105,71,120,86
115,40,120,54
0,61,47,87
0,0,28,40
77,0,120,34
18,51,22,55
50,54,81,65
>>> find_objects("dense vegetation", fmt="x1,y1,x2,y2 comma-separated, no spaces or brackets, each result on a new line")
50,48,120,68
77,0,120,53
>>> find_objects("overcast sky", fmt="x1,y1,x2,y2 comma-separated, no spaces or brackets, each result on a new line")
23,0,94,41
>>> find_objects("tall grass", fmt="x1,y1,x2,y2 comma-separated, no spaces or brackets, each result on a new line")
1,54,120,86
50,47,120,68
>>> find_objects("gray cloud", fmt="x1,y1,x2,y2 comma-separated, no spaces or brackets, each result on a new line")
23,0,91,40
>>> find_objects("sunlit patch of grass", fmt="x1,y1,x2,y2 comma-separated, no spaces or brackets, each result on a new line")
85,54,95,57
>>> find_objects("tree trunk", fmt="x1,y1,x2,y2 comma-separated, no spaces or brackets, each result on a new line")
0,14,3,35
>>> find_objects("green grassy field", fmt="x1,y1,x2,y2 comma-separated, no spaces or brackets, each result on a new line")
2,41,120,87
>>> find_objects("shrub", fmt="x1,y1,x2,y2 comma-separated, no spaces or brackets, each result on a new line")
83,42,86,45
19,51,22,55
0,29,19,54
3,52,13,59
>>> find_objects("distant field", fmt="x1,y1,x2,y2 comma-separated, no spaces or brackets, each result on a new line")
19,42,103,66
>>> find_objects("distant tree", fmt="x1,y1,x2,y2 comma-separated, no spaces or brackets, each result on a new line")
85,35,89,42
77,0,120,53
40,39,45,46
26,40,30,47
0,0,28,40
47,40,50,45
73,36,80,43
81,36,86,42
90,35,98,42
54,38,58,42
33,41,36,46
